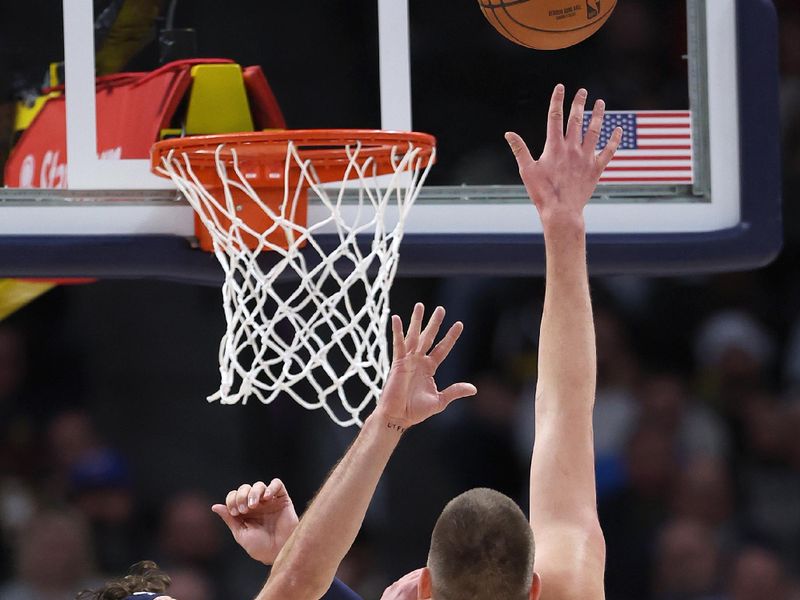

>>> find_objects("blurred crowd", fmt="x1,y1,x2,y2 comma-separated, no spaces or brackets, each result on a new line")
7,270,800,600
1,1,800,600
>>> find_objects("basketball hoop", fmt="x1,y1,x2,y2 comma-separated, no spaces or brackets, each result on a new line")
151,130,436,427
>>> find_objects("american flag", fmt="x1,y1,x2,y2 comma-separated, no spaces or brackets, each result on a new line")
582,111,693,185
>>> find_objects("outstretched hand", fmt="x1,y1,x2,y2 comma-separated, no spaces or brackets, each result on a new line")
377,303,477,429
505,84,622,222
212,479,299,566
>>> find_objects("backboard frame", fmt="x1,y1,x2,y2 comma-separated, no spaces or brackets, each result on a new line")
0,0,782,281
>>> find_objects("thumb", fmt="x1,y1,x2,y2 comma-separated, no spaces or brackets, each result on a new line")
211,504,239,532
504,132,535,170
439,382,478,409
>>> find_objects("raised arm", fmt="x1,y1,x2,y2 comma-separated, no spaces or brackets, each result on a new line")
506,85,621,599
256,304,476,600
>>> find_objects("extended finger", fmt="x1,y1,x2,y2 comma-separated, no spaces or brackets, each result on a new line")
225,489,239,516
504,131,535,171
428,321,464,366
249,481,267,507
545,83,566,144
235,483,252,515
597,126,624,172
566,88,588,143
583,98,606,151
418,306,445,354
439,382,478,408
404,303,425,353
391,315,405,360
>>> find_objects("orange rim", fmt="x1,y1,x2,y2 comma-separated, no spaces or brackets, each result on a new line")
151,129,436,180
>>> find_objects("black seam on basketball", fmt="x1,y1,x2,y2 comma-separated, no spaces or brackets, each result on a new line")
477,0,533,8
481,5,532,47
487,0,616,35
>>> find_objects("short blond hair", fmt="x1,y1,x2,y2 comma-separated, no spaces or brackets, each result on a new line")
428,488,534,600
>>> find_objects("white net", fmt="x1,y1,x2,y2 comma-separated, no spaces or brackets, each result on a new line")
156,135,435,427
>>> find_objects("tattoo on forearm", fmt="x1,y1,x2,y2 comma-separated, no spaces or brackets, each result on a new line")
386,422,406,433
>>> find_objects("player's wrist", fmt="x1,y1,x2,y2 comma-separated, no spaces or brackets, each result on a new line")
541,209,586,234
368,408,410,436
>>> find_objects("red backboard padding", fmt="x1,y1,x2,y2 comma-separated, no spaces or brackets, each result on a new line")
4,59,286,188
242,65,287,130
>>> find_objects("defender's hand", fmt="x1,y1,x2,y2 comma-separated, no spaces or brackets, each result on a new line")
505,84,622,223
212,479,299,565
377,303,476,429
380,569,427,600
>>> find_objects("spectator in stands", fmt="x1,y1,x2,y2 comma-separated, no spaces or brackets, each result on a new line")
157,493,221,571
151,492,232,598
651,518,723,600
724,546,791,600
592,308,642,466
637,372,729,459
0,510,98,600
694,310,775,415
444,372,524,498
671,456,737,542
68,446,141,575
738,396,800,566
45,411,104,499
601,423,680,599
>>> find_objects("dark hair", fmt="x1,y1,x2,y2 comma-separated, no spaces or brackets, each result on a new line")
427,488,534,600
76,561,171,600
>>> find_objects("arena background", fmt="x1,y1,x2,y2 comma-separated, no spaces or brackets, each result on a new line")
1,2,800,599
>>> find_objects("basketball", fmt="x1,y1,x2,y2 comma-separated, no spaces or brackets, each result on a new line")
478,0,617,50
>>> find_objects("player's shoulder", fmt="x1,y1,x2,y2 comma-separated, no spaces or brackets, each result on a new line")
534,524,606,600
539,578,605,600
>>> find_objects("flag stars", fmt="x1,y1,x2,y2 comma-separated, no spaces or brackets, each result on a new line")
583,112,637,149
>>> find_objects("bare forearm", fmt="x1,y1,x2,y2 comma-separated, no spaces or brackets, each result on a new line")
537,212,596,407
259,412,402,600
531,212,598,526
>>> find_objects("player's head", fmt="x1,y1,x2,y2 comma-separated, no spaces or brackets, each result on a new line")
420,488,540,600
76,561,174,600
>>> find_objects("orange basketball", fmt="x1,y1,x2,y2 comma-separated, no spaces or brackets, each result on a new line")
478,0,617,50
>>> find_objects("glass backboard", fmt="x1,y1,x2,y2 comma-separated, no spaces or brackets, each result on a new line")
0,0,782,282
